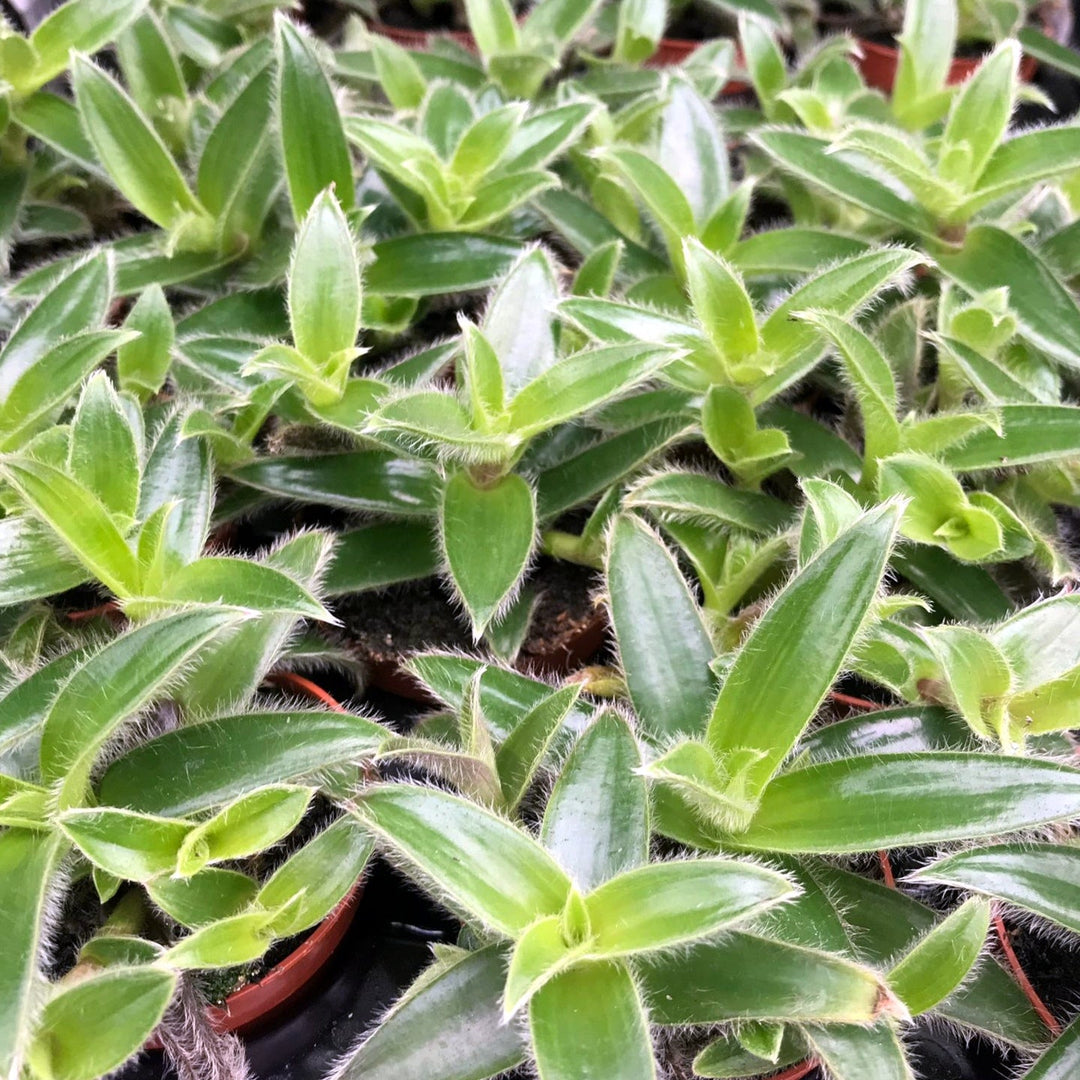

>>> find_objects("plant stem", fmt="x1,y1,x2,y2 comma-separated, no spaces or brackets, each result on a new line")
266,671,348,713
992,912,1062,1035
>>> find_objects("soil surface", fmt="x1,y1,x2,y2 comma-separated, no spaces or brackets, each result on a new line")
333,557,604,673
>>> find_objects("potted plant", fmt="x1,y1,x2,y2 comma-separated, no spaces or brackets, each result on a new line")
6,0,1080,1077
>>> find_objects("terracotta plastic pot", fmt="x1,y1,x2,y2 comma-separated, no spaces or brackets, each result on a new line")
649,38,751,94
856,34,1039,93
367,608,609,703
148,882,363,1047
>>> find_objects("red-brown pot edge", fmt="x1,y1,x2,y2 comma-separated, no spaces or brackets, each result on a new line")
148,880,363,1047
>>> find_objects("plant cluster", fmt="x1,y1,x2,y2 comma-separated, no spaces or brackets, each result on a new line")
5,0,1080,1078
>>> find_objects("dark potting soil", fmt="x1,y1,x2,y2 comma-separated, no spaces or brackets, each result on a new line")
333,557,603,672
664,1,735,41
377,0,462,32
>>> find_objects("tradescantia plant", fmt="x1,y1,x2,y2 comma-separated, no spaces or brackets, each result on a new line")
8,0,1080,1076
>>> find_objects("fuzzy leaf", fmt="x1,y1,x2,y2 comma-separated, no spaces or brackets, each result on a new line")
442,471,535,638
354,785,571,936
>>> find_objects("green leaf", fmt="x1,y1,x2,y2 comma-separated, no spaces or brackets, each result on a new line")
0,331,131,453
801,1023,913,1080
615,0,666,62
740,14,787,118
288,187,361,384
495,685,581,812
117,285,173,401
536,713,646,892
196,64,279,250
0,457,141,598
936,404,1080,470
482,247,557,397
940,40,1018,191
464,0,520,55
24,0,149,93
732,227,869,277
0,250,111,402
451,104,523,179
754,248,921,403
67,372,140,523
366,233,521,297
503,915,585,1018
324,523,439,594
938,226,1080,372
535,418,690,522
40,610,243,807
507,345,672,438
625,471,794,535
151,555,334,622
72,55,207,237
115,11,185,133
606,514,716,741
163,907,281,969
1021,1013,1080,1079
355,784,571,935
530,961,655,1080
704,503,900,817
276,16,354,219
442,471,535,638
810,861,1045,1048
59,807,191,881
12,92,98,169
176,785,312,877
139,410,212,564
659,79,729,227
256,816,373,936
891,545,1013,623
888,897,991,1015
586,858,795,955
27,967,175,1080
913,844,1080,934
0,830,63,1078
694,1030,806,1078
100,710,388,816
751,129,934,235
733,753,1080,853
683,239,759,363
148,869,259,929
368,33,426,111
230,452,439,516
333,946,527,1080
892,0,956,128
0,517,87,606
640,935,888,1024
604,147,695,272
796,311,899,469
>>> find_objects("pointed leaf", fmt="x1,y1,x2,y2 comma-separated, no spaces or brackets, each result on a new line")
705,503,901,808
277,17,354,218
541,712,648,891
529,961,655,1080
733,753,1080,853
606,514,716,741
585,859,795,955
100,710,388,816
27,967,176,1080
442,471,535,638
355,784,571,935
